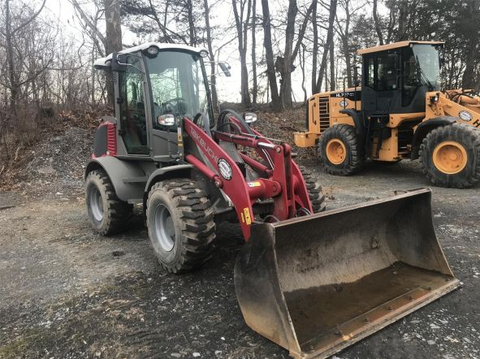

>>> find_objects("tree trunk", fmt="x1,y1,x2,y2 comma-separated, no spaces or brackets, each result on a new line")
186,0,196,46
104,0,122,106
373,0,384,45
232,0,252,106
261,0,281,111
203,0,218,112
5,0,18,119
396,1,408,41
251,0,258,104
311,0,318,94
315,0,337,93
329,39,335,91
279,0,298,110
300,44,307,102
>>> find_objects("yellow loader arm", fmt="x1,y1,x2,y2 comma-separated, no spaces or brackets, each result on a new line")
426,89,480,128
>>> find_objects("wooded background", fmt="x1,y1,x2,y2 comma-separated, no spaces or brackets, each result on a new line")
1,0,479,165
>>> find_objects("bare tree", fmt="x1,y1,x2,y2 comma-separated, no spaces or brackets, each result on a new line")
261,0,281,111
314,0,337,93
3,0,47,117
203,0,218,111
372,0,384,45
335,0,367,87
232,0,252,106
251,0,258,105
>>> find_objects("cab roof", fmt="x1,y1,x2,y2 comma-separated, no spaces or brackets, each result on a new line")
357,41,444,55
94,42,207,69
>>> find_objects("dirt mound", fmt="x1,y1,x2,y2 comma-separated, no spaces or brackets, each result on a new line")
16,127,94,197
254,108,318,160
2,106,317,197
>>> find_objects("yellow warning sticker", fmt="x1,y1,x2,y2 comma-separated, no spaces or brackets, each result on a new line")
243,208,252,225
247,181,261,188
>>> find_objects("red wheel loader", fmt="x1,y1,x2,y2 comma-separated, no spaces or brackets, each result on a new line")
86,43,460,359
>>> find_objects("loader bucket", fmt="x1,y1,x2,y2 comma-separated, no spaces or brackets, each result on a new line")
234,188,460,359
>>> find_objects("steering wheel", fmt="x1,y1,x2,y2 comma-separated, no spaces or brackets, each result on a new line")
161,97,186,115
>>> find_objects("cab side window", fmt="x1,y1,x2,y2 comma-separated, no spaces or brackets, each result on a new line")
365,56,375,89
376,53,397,91
119,54,149,154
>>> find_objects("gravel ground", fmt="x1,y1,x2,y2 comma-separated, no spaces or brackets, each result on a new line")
0,120,479,359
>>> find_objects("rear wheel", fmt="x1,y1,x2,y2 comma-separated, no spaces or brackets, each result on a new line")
298,166,326,212
146,179,216,273
85,169,133,235
420,124,480,188
318,124,364,175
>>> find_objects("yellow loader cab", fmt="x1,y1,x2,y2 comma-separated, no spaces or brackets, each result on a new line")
294,41,480,188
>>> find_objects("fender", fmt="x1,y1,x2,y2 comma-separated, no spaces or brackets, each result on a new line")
411,116,457,159
85,156,145,202
340,109,366,153
144,164,193,195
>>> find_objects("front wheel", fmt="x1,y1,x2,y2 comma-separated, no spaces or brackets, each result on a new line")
298,166,326,212
318,124,364,175
420,124,480,188
146,179,216,273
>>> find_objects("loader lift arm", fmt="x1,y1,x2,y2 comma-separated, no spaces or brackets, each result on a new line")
183,112,312,241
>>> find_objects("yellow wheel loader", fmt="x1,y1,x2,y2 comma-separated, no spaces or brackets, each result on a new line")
294,41,480,188
87,42,459,359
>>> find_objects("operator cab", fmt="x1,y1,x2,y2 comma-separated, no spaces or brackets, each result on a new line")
359,41,444,116
94,43,214,161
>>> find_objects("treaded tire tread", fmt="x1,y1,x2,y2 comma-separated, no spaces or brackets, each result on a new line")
298,166,326,212
318,124,364,175
146,179,216,274
85,169,133,236
419,123,480,188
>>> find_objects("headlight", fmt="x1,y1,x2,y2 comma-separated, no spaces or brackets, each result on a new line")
146,46,159,56
459,110,472,121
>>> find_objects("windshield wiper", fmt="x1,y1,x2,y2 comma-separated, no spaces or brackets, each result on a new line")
415,55,435,91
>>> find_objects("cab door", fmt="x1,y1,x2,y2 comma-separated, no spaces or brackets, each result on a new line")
362,51,401,116
116,53,149,156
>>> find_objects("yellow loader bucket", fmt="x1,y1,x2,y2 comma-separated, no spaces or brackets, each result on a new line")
234,188,460,359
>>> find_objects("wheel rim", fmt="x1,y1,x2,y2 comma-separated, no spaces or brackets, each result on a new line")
326,139,347,165
89,186,104,222
153,204,175,252
433,141,468,175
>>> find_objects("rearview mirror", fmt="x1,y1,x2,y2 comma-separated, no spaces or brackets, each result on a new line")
158,114,175,126
218,62,232,77
111,53,127,72
244,112,257,125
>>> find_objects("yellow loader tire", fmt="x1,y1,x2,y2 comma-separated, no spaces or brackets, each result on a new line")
318,124,364,175
420,124,480,188
298,166,326,212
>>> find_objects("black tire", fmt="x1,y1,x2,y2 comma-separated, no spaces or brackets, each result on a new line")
146,179,216,273
298,166,326,212
420,124,480,188
318,124,364,175
85,169,133,235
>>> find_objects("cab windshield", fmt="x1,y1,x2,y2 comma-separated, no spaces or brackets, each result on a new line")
411,44,441,90
145,50,213,129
